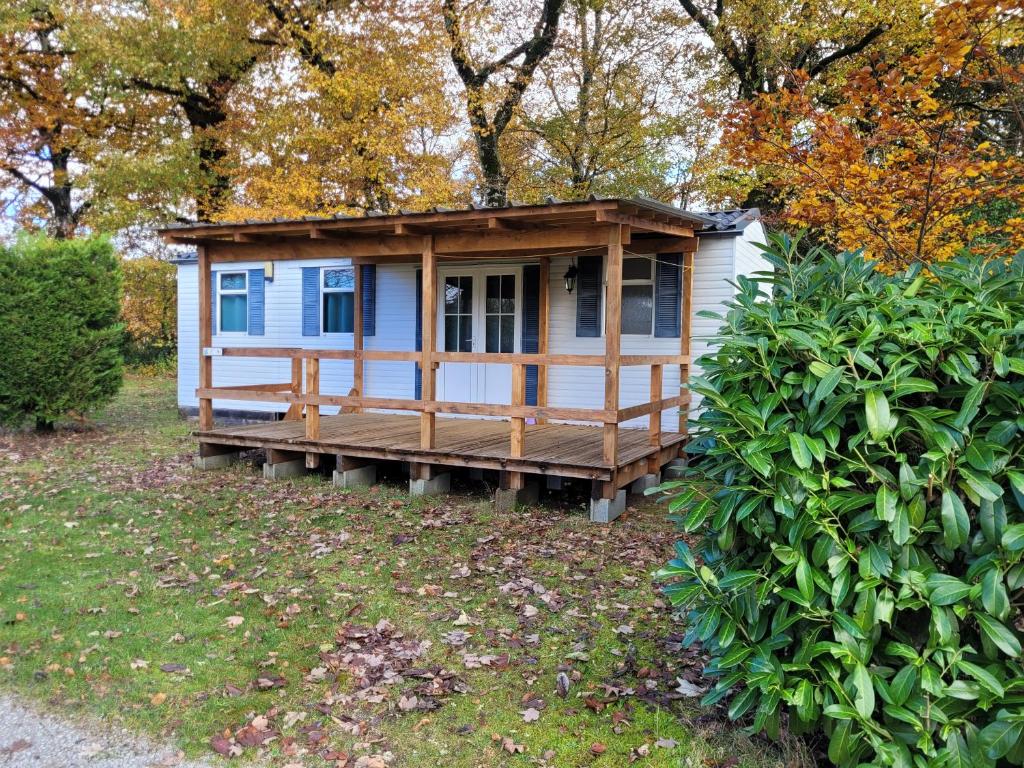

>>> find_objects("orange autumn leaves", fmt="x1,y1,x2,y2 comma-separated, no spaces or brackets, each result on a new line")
722,0,1024,270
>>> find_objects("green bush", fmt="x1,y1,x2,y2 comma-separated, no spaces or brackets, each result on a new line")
0,236,123,429
658,235,1024,767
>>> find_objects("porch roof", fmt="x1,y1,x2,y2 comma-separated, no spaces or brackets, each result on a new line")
158,197,713,255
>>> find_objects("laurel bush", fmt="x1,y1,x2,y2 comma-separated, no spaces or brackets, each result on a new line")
658,235,1024,767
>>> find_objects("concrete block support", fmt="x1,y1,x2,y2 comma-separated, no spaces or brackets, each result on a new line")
590,490,626,524
264,459,306,480
664,458,687,478
409,473,451,496
494,482,539,512
194,452,239,470
630,473,661,494
333,464,377,489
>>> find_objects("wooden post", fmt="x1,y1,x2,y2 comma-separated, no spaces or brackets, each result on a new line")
352,264,363,413
536,257,550,424
305,357,320,440
420,237,437,449
649,363,663,447
197,245,214,430
284,357,303,420
603,225,624,465
508,363,526,490
679,250,695,436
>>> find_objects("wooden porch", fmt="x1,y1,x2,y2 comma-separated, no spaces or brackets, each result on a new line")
161,198,705,519
197,412,686,484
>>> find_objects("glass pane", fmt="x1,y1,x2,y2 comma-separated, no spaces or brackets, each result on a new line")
621,285,653,335
323,292,354,333
486,315,498,353
458,276,472,314
459,313,473,352
324,268,354,290
501,275,515,313
500,315,513,353
486,275,500,314
445,316,458,351
220,294,247,332
622,257,651,281
445,278,461,313
221,272,246,291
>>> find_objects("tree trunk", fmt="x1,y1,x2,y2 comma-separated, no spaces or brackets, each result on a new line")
46,146,76,239
477,133,508,207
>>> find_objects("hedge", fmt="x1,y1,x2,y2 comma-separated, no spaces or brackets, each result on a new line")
0,236,123,429
657,234,1024,767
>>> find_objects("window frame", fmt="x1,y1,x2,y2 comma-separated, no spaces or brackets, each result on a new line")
612,256,655,337
218,271,248,335
321,266,355,335
484,273,516,354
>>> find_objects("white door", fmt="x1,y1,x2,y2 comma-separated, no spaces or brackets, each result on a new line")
437,267,521,406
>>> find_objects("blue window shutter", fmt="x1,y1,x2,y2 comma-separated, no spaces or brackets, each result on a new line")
654,253,682,338
302,267,320,336
210,273,217,335
247,268,265,336
361,264,376,337
414,268,422,399
575,255,603,337
521,264,539,406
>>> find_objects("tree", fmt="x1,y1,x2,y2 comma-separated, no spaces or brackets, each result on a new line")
720,0,1024,269
443,0,565,206
121,255,176,362
674,0,907,100
506,0,704,203
0,1,150,238
92,0,276,220
218,0,468,218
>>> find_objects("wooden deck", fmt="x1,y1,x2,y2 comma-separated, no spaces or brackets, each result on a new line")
197,413,685,484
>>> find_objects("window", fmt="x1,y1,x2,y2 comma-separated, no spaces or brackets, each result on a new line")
444,275,473,352
219,272,247,333
322,267,354,333
620,257,653,335
485,274,515,353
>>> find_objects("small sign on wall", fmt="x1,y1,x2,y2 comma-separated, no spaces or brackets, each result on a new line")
203,347,223,357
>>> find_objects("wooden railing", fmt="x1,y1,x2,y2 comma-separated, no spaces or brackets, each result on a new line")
197,346,690,465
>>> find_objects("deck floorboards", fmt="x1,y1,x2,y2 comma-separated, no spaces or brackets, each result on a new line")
196,413,684,481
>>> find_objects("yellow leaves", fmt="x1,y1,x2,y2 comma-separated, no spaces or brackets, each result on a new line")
150,692,167,705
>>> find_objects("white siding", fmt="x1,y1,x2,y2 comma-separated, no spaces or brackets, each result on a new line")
733,220,771,285
177,258,418,414
176,233,752,430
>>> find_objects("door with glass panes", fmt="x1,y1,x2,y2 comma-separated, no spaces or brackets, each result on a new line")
437,267,521,406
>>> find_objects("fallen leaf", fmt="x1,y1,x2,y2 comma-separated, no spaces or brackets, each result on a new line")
502,737,525,754
150,692,167,706
590,742,607,755
520,707,540,722
225,616,244,629
655,737,678,749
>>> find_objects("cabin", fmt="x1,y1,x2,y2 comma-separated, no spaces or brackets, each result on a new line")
163,198,766,522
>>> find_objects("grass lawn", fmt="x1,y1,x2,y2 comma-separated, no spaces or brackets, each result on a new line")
0,376,788,768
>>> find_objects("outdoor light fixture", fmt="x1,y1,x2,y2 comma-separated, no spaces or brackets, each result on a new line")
563,261,578,293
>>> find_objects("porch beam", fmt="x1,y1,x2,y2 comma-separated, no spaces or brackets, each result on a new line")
420,236,437,449
353,264,363,412
603,224,624,465
596,210,694,238
197,246,213,430
537,257,550,424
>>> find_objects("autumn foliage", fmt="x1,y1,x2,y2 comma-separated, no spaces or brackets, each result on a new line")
721,0,1024,269
121,256,177,364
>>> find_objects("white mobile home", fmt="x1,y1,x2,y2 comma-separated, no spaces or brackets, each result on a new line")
165,198,766,521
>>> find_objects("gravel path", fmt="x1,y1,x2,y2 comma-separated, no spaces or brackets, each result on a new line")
0,694,213,768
